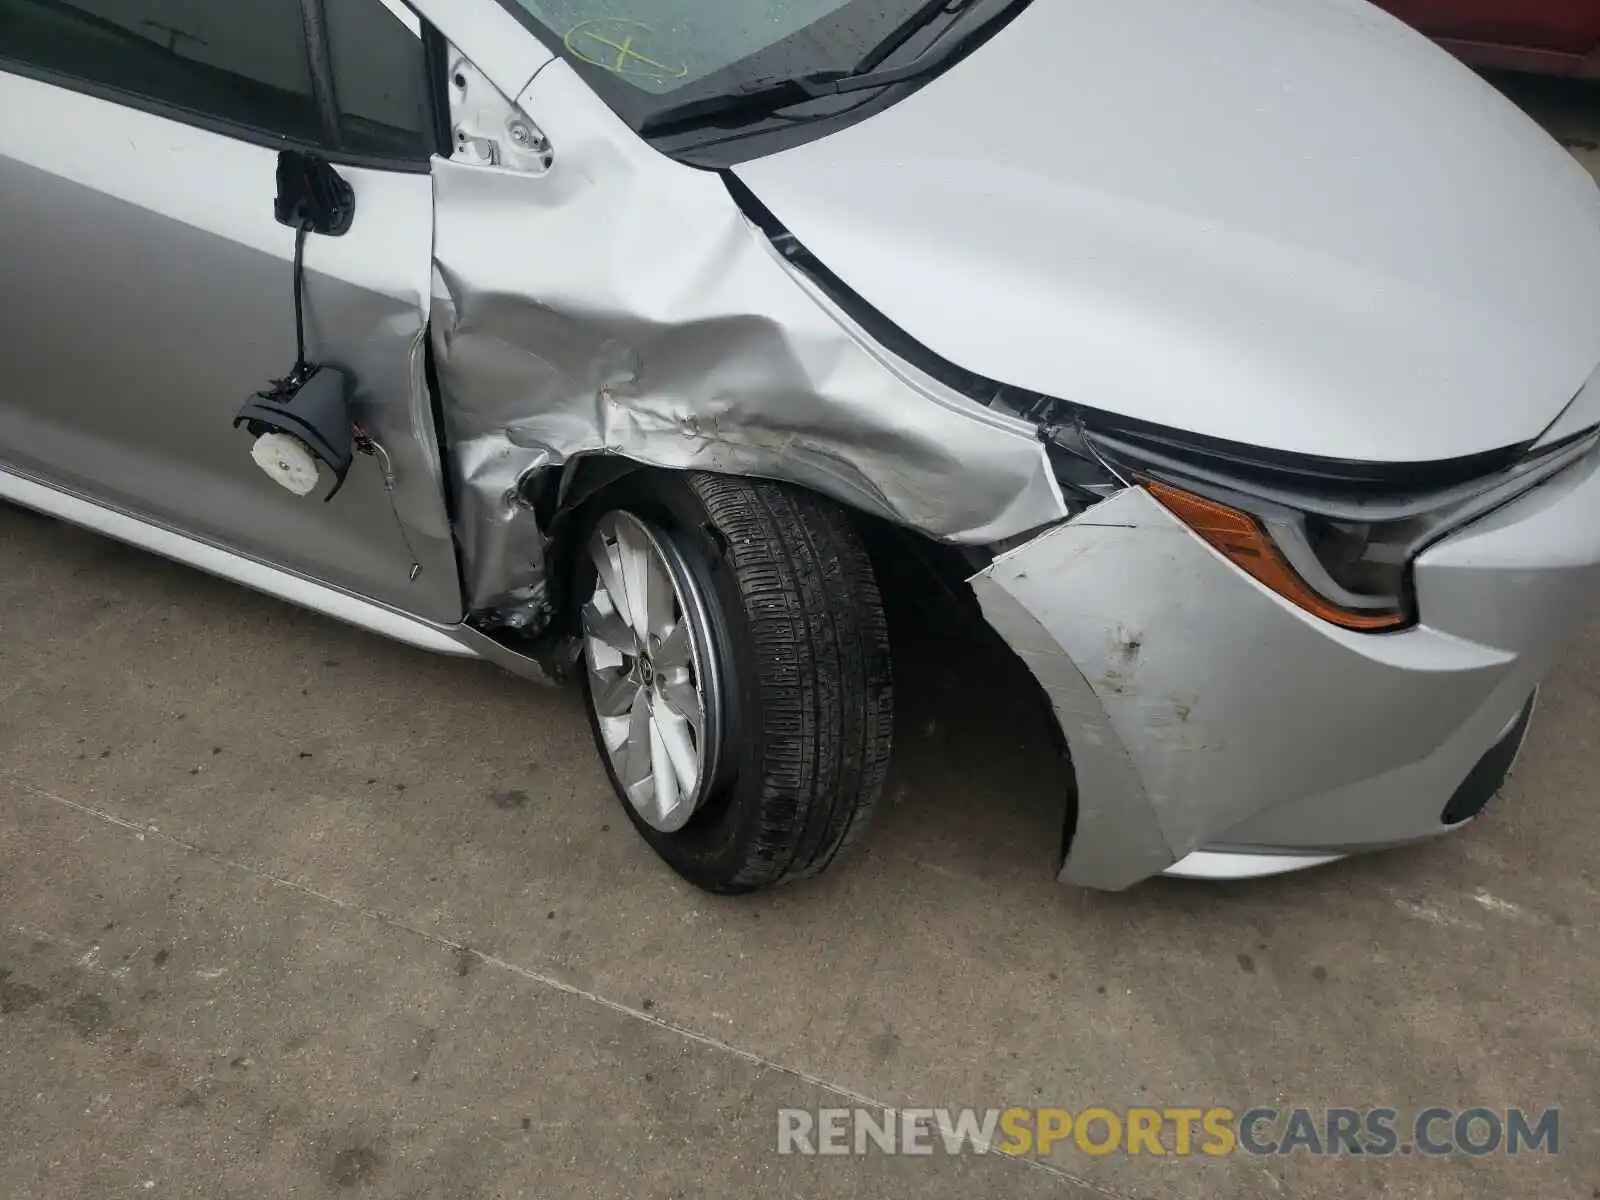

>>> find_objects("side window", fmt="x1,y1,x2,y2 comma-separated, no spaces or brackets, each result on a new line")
326,0,435,161
0,0,324,144
0,0,435,162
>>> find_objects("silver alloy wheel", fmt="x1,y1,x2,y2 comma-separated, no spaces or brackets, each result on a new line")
582,511,721,833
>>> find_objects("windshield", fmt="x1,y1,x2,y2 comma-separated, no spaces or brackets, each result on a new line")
513,2,896,95
497,1,1027,161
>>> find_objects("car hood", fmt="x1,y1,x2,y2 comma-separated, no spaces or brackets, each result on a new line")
732,0,1600,463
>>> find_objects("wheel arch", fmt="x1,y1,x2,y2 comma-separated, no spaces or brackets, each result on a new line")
543,458,1078,873
539,455,662,639
860,519,1081,871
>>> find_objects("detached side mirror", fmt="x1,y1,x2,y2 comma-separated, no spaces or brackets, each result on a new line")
235,364,355,500
237,151,359,499
274,149,355,236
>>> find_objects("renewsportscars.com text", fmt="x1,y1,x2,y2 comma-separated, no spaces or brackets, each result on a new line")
777,1106,1559,1158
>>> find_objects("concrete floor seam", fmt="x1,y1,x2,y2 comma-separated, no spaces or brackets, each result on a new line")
6,774,1135,1199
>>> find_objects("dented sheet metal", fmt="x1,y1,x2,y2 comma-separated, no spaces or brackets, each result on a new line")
430,59,1066,612
971,486,1514,889
451,436,556,627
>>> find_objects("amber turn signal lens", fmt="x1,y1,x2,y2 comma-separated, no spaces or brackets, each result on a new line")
1144,481,1406,631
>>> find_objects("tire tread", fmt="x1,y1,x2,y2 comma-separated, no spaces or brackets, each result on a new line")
687,473,893,890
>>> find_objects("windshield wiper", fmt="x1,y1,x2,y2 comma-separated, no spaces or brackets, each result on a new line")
854,0,980,75
638,0,1000,135
636,64,910,134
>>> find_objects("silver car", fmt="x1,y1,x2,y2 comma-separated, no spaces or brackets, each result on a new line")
4,0,1599,892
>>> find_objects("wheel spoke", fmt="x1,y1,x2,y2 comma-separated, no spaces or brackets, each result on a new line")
588,529,636,648
616,521,654,640
653,696,700,797
649,715,682,826
619,688,653,797
643,547,677,641
657,676,703,746
654,620,691,671
598,711,630,756
589,664,638,718
582,598,635,655
583,510,721,834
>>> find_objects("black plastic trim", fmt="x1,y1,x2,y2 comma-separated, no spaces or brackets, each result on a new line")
1080,415,1529,496
1441,693,1536,825
299,0,344,149
421,21,455,158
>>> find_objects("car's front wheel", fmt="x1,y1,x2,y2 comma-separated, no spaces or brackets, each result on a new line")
572,471,893,893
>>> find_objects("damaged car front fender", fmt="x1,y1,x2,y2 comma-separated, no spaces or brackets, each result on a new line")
429,57,1067,619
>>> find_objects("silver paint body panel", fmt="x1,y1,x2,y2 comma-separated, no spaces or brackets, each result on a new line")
972,450,1600,889
0,465,473,657
5,0,1600,891
0,70,462,624
430,58,1066,611
733,0,1600,462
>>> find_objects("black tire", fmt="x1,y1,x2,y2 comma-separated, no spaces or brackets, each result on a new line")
571,470,893,893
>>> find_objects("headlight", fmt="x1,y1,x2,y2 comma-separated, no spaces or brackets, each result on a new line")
1042,420,1598,634
1141,480,1413,630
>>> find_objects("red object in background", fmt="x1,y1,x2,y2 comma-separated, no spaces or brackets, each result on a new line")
1375,0,1600,76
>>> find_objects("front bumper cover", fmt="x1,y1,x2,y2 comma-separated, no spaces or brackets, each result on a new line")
970,447,1600,889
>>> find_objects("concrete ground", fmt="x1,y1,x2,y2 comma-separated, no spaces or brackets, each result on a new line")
4,79,1600,1200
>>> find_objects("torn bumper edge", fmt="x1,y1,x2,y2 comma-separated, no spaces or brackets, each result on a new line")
967,522,1174,889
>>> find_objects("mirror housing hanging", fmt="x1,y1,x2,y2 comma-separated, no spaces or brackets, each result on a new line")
235,151,358,500
235,366,355,498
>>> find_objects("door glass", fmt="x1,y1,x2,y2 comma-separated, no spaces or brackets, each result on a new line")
0,0,322,142
0,0,434,160
325,0,434,160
